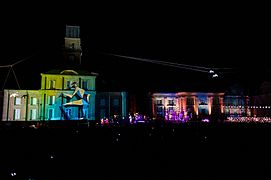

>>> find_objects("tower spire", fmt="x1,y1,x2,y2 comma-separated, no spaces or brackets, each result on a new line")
63,25,82,66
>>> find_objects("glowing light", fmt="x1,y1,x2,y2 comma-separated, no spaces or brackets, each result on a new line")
11,172,16,177
212,74,218,78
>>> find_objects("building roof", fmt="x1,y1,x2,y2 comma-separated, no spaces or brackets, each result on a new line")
41,69,98,76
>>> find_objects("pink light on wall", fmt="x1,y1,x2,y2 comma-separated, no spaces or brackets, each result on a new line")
208,97,213,115
194,97,198,115
219,97,224,113
181,96,187,114
152,97,155,117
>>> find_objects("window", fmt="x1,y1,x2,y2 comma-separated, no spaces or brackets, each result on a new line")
14,109,21,120
48,96,55,105
48,109,54,120
213,97,219,105
30,97,37,105
14,97,21,105
113,98,119,106
100,99,105,106
66,81,71,89
168,99,174,105
49,80,56,89
30,109,37,120
157,106,163,112
71,43,75,49
156,99,162,105
187,97,194,105
65,108,72,118
82,80,88,90
157,106,163,115
66,26,80,38
100,109,105,118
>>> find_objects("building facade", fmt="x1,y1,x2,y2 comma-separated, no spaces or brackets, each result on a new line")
2,70,96,121
95,92,127,120
1,25,132,122
40,70,96,120
2,90,41,121
151,92,251,121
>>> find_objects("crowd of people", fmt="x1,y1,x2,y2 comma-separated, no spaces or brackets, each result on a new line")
1,118,271,179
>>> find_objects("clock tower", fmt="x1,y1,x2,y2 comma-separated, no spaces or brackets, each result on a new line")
63,25,82,66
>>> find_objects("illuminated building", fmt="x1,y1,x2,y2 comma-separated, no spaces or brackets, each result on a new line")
2,90,41,121
151,92,224,120
1,25,97,121
1,70,96,121
151,91,251,121
1,25,130,121
40,69,96,120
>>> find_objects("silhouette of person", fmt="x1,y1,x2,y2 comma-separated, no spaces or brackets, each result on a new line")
62,82,90,119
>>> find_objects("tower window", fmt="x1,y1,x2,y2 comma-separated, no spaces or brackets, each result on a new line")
66,25,80,38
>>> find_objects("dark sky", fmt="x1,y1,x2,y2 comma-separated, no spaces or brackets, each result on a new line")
1,4,270,93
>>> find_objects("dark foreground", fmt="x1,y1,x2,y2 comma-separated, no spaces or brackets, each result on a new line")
1,121,271,179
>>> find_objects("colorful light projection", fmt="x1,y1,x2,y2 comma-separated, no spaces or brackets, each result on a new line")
61,82,90,120
198,95,209,115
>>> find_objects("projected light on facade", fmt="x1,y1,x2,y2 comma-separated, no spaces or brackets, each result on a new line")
61,81,90,119
151,92,250,121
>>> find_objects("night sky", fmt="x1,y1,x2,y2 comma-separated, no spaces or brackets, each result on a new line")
1,4,270,93
1,5,271,179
